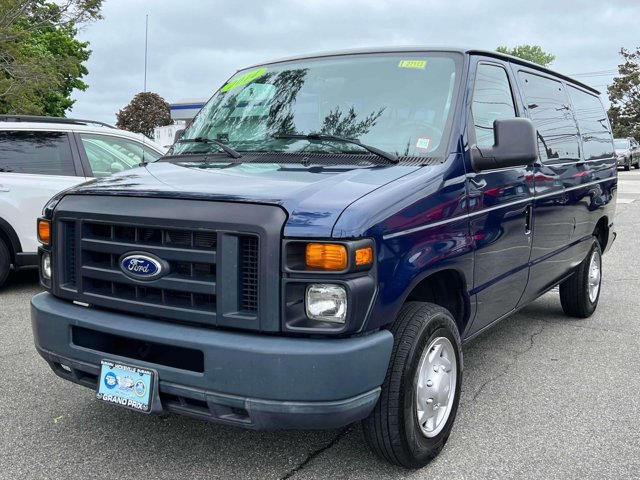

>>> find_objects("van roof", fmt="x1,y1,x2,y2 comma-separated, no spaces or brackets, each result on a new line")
244,47,600,95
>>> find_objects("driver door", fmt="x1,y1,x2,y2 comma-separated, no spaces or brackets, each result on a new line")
465,59,535,336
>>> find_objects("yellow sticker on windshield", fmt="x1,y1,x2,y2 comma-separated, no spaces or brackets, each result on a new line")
398,60,427,69
221,68,267,92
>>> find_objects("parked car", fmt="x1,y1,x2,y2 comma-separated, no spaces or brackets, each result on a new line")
614,137,640,170
31,48,616,468
0,115,165,287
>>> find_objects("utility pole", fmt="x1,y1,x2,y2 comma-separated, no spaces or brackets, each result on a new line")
144,14,149,92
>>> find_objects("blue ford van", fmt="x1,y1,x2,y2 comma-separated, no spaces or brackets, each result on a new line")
31,48,616,468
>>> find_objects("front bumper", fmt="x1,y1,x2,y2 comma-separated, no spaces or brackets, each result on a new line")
31,292,393,429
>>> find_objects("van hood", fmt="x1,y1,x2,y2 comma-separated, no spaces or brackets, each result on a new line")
67,161,420,237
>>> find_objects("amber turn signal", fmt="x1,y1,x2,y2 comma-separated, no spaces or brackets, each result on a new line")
306,243,348,270
355,247,373,266
37,219,51,245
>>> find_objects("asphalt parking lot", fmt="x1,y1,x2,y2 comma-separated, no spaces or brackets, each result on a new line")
1,170,639,480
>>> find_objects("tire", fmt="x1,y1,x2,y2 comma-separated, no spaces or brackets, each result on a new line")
559,239,602,318
635,159,640,169
624,158,631,171
0,237,10,288
362,302,462,468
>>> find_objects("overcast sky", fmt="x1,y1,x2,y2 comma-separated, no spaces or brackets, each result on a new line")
69,0,636,123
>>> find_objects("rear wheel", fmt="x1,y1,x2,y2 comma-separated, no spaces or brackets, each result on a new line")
362,302,462,468
0,238,10,288
559,239,602,318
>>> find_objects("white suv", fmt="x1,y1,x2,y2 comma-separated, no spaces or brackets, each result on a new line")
0,115,166,287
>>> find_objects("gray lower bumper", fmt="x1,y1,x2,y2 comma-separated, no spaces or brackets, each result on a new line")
31,292,393,429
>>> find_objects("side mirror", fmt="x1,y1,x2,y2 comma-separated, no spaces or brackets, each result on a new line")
174,129,185,143
471,118,538,172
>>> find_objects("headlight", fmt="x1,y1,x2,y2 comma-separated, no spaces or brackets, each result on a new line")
305,284,347,323
42,252,52,279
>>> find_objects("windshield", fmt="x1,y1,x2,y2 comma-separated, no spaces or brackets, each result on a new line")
614,139,630,149
172,53,462,159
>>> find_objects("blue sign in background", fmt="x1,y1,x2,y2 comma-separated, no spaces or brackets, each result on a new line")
97,360,152,411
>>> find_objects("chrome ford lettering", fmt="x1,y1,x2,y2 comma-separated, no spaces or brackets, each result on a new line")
120,254,163,280
128,259,150,273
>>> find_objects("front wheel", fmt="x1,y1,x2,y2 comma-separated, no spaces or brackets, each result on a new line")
559,239,602,318
635,159,640,169
362,302,462,468
624,158,631,171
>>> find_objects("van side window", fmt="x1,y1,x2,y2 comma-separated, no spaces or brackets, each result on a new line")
567,86,614,161
518,71,580,163
471,64,516,146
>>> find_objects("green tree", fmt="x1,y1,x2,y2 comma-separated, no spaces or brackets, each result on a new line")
607,47,640,139
116,92,172,138
496,45,556,67
0,0,102,116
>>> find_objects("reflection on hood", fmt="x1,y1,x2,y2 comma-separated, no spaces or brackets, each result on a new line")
65,161,422,238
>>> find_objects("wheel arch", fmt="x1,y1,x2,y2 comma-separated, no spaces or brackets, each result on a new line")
593,216,609,252
0,216,21,263
403,268,470,334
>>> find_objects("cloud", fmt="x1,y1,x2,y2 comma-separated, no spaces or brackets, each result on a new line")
70,0,637,122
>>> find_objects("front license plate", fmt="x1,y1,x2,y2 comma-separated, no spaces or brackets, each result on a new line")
96,360,155,413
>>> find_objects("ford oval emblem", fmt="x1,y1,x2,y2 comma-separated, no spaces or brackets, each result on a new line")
120,253,164,280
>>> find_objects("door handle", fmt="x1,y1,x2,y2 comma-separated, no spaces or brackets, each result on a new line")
469,178,487,189
524,205,532,234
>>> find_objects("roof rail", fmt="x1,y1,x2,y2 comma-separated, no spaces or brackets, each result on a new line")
0,115,116,129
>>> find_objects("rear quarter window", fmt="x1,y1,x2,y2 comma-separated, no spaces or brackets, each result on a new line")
567,86,614,160
0,131,75,176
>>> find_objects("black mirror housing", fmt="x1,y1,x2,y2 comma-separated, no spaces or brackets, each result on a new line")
471,118,538,172
174,129,185,143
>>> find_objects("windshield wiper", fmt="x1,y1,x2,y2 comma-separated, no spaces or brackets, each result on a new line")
176,137,242,159
272,133,398,164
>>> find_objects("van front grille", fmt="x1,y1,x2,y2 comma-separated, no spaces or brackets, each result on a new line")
50,196,285,332
56,220,259,327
